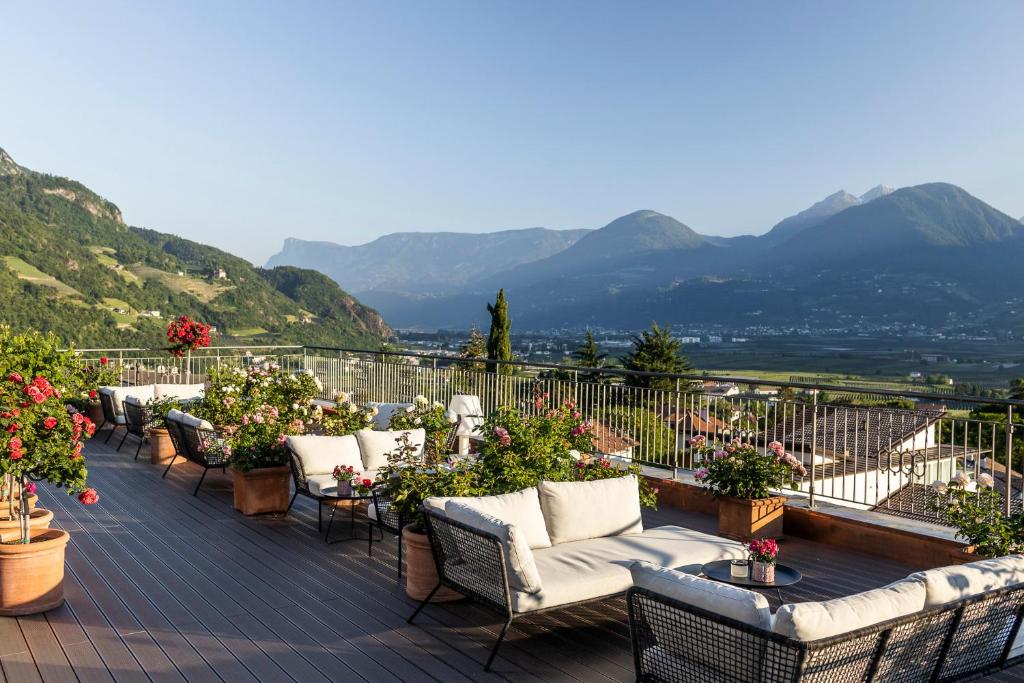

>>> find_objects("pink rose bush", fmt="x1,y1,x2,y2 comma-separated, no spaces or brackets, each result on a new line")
690,437,805,500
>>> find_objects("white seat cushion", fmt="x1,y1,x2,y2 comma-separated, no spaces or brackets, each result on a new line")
356,428,425,471
366,402,414,430
154,383,205,400
111,384,156,417
450,488,552,549
510,525,746,613
446,502,543,594
630,560,772,628
287,434,363,476
773,580,926,641
537,475,643,545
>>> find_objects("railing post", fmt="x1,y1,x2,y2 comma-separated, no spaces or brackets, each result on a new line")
809,390,818,509
673,377,681,478
1007,405,1014,516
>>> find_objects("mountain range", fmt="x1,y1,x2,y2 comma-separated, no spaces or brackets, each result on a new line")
0,147,390,347
268,181,1024,332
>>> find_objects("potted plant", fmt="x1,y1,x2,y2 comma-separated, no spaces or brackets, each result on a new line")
692,438,806,540
388,395,455,460
226,404,300,515
68,356,120,425
146,396,183,465
747,538,779,583
166,315,212,380
332,465,357,496
0,327,99,615
320,392,374,436
930,472,1023,559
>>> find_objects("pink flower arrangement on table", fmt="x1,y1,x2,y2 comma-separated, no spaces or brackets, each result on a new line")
747,538,779,564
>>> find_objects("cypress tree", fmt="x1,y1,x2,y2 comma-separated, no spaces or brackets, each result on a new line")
486,289,512,374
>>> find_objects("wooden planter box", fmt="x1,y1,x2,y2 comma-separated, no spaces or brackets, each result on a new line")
717,495,786,540
232,466,291,516
149,427,177,465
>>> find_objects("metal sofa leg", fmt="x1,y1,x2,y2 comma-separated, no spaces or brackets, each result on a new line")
484,617,514,672
285,491,298,515
134,437,144,460
104,425,117,443
407,583,441,624
162,455,178,478
367,521,374,557
117,430,129,451
397,530,403,579
193,468,209,496
317,500,323,531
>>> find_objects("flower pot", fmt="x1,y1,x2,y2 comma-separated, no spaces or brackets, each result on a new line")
403,525,463,602
0,528,70,616
752,561,776,583
85,402,104,426
149,427,178,465
717,496,786,541
1,492,38,511
0,508,54,543
232,466,291,516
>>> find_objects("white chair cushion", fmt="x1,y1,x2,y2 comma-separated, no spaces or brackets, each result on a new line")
773,580,926,641
356,428,424,471
365,402,414,430
177,411,215,431
124,395,146,407
111,384,156,416
537,475,643,545
450,488,552,549
903,554,1024,608
511,525,746,613
154,383,205,400
445,502,543,594
630,560,772,628
286,434,363,477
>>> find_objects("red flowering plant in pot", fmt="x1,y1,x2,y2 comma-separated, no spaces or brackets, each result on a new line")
166,315,212,357
0,327,99,616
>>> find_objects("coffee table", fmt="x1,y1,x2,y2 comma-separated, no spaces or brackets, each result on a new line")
700,559,802,602
321,488,374,544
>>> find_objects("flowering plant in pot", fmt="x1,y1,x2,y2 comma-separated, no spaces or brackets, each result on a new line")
0,327,99,615
321,392,374,436
388,395,454,460
332,464,357,495
166,315,211,358
747,538,779,583
930,472,1023,558
693,438,806,540
224,403,305,515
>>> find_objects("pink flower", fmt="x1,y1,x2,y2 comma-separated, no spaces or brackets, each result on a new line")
24,482,37,495
222,444,232,456
694,467,709,481
7,372,24,384
43,416,58,429
493,426,511,446
77,488,100,505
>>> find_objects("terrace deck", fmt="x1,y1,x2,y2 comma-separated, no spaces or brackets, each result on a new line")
2,438,1023,682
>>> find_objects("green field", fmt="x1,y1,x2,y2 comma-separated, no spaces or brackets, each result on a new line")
134,265,231,303
228,327,269,337
88,247,139,283
2,256,82,297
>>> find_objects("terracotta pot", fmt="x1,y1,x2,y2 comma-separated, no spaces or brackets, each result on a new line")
0,492,38,511
0,508,54,543
85,402,105,426
403,526,463,602
0,528,70,616
752,560,776,583
717,496,786,540
149,427,177,465
232,466,291,516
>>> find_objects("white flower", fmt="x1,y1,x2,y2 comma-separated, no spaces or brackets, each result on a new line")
405,405,415,413
978,473,995,488
414,417,422,425
292,403,299,411
348,403,358,414
931,480,948,494
568,449,581,459
414,395,429,406
954,471,970,486
433,401,444,410
336,392,349,404
370,406,379,416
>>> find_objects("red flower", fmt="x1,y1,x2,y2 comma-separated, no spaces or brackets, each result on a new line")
9,450,23,460
43,416,58,429
77,488,99,505
361,478,373,488
7,372,23,384
100,356,108,365
72,412,84,425
6,423,18,433
9,437,22,450
88,390,98,399
11,408,19,417
85,419,96,436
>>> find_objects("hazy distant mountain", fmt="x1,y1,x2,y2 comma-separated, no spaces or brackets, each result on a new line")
761,190,861,245
859,184,894,202
266,228,589,294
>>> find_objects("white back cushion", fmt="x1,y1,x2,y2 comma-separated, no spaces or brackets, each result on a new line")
112,384,156,416
773,580,925,641
453,488,552,549
366,402,414,430
630,561,772,629
178,411,215,431
155,383,205,400
286,434,363,476
356,428,424,471
903,554,1024,608
445,502,543,594
537,475,643,545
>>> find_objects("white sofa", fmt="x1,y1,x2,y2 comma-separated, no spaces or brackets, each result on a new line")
412,475,745,671
285,428,425,497
628,553,1024,682
99,383,205,421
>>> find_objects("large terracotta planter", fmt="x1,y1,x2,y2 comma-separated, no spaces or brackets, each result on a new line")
0,508,54,543
232,466,291,516
717,496,786,540
0,528,70,616
1,492,38,511
85,402,104,426
149,427,177,465
403,526,463,602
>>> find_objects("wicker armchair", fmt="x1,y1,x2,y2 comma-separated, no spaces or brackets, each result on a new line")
174,419,230,496
368,488,404,577
161,417,188,476
97,389,123,443
627,582,1024,682
120,399,152,459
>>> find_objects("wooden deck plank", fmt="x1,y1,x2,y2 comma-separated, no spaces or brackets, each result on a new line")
17,615,78,683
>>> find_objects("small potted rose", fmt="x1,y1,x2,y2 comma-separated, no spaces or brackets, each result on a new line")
693,438,806,540
332,464,357,496
747,538,779,582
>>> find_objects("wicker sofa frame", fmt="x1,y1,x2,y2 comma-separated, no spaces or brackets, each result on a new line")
160,416,229,496
120,399,151,459
408,507,625,672
627,581,1024,682
98,390,123,444
369,488,404,578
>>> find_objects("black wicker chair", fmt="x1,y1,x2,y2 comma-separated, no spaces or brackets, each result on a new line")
368,488,404,577
98,389,124,443
285,444,336,532
120,399,152,459
173,418,230,496
161,417,188,477
627,581,1024,682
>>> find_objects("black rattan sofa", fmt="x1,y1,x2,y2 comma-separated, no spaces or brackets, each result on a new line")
120,398,151,459
627,581,1024,682
162,411,229,496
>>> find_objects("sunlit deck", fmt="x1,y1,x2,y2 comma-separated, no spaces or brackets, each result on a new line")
2,438,1023,682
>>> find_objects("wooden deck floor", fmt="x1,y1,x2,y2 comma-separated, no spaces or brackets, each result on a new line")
2,436,1023,682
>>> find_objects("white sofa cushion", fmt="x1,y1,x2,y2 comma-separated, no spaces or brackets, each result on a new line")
366,402,414,430
773,580,926,641
445,502,543,594
903,554,1024,608
537,475,643,545
630,560,772,628
154,383,205,400
450,488,552,549
510,525,746,613
356,428,425,471
111,384,156,417
287,434,363,476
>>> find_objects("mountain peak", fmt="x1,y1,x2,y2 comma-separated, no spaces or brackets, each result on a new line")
859,184,894,202
0,147,22,176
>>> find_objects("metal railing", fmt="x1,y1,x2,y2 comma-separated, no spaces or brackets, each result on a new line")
76,345,304,386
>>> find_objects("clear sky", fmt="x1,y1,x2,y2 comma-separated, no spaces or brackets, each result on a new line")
2,1,1022,264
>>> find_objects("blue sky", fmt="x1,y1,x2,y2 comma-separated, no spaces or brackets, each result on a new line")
2,1,1022,264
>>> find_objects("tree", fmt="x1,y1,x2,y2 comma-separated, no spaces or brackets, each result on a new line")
622,322,692,390
457,324,487,372
1010,377,1024,401
572,330,609,383
486,289,512,375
